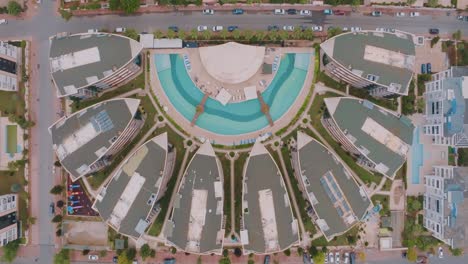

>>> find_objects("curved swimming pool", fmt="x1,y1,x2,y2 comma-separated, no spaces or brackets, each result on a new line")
155,53,310,135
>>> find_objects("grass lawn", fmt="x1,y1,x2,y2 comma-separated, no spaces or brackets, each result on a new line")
71,72,145,112
0,169,28,237
87,94,157,189
316,71,347,92
147,125,194,237
233,152,248,234
217,153,232,235
309,92,381,185
311,225,360,247
6,125,18,154
371,194,390,217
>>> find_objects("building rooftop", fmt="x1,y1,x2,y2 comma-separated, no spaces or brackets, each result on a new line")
296,132,371,240
49,33,142,97
164,142,224,254
443,167,468,248
241,142,299,254
325,97,414,178
49,98,140,181
93,133,169,239
321,31,415,95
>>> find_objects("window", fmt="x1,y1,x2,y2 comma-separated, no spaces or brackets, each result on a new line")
436,224,440,233
436,180,440,188
436,200,440,213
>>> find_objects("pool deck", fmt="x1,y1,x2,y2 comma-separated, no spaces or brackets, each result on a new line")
149,46,314,145
406,114,448,196
0,116,24,170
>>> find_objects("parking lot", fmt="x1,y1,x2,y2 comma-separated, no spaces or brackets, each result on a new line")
414,39,450,74
66,176,99,217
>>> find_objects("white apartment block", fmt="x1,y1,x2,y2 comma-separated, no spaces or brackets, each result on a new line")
0,194,19,247
424,166,467,248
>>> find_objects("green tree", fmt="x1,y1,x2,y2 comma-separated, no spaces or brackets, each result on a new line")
278,30,289,41
453,30,462,41
190,29,198,40
202,30,211,40
351,0,360,6
220,29,229,40
167,30,176,39
7,1,22,16
247,260,254,264
407,0,417,5
170,246,177,254
242,30,253,41
54,249,70,264
117,253,131,264
219,257,231,264
327,27,343,38
82,249,90,255
431,36,440,48
292,27,303,40
283,249,291,256
140,244,152,260
120,0,139,14
223,249,229,257
312,251,325,264
52,215,63,223
1,239,20,263
54,160,62,167
232,29,241,40
153,30,164,39
50,185,64,195
177,30,186,40
297,247,304,256
124,29,139,40
450,248,463,256
407,247,417,262
99,250,108,257
109,0,121,10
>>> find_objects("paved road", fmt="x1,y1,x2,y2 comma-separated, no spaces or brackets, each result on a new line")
0,3,467,264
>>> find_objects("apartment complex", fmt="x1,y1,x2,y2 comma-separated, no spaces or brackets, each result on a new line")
323,97,414,179
0,41,20,92
294,132,371,241
93,133,171,240
423,66,468,146
424,166,468,248
0,194,19,247
49,32,142,98
49,98,143,181
320,31,416,97
165,142,225,255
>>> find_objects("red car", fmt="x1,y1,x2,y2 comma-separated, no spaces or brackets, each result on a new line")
334,10,345,16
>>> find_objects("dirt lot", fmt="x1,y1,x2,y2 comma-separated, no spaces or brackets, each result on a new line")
63,220,108,247
414,39,450,74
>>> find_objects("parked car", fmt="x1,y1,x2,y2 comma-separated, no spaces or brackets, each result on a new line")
323,9,333,15
268,25,280,31
429,28,439,34
325,252,329,263
344,252,350,263
87,29,98,33
287,9,297,15
334,10,345,16
232,9,244,15
376,27,385,32
168,26,179,32
300,10,311,16
312,25,323,32
212,26,223,32
421,63,427,74
371,11,382,17
264,255,270,264
88,255,98,261
342,27,349,32
283,25,295,31
329,252,335,263
163,258,176,264
335,252,340,263
410,12,420,17
351,27,362,32
427,63,432,73
227,26,238,32
0,19,7,25
396,12,406,17
49,202,55,215
274,9,285,15
202,9,214,15
112,256,118,263
438,247,444,258
197,25,207,32
115,27,126,33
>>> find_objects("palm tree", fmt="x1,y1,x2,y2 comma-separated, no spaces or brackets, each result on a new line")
220,29,229,40
303,28,314,41
202,30,211,40
278,30,289,41
266,31,278,41
243,30,253,41
292,27,302,40
232,29,241,40
178,29,187,40
167,30,176,39
190,29,198,40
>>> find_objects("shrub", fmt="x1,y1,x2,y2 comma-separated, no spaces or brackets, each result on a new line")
1,239,20,263
7,1,22,16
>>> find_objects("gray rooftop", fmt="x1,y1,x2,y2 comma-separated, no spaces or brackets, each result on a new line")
241,142,299,254
443,167,468,248
165,142,224,254
321,31,415,95
49,33,141,97
93,133,168,239
296,132,371,240
50,98,140,180
325,97,414,178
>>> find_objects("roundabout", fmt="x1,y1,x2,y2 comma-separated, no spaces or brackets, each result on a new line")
150,43,314,145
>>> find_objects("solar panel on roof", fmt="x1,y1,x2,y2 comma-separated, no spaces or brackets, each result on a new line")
336,206,344,217
343,201,351,213
94,110,114,132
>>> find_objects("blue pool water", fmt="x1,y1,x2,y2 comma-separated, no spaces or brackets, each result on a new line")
411,127,423,184
155,53,310,135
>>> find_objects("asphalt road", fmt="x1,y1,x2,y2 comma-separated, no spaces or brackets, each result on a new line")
0,3,467,264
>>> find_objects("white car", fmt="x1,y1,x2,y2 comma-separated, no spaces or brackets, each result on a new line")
300,10,311,16
329,252,335,263
115,27,126,33
375,27,384,32
312,25,323,32
202,9,214,15
344,252,349,263
212,25,223,32
87,29,98,33
88,255,98,261
410,12,420,17
342,27,349,32
325,253,329,263
197,25,208,32
283,25,294,31
274,9,285,15
0,19,7,25
438,247,443,258
396,12,406,17
335,252,340,263
351,27,362,32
